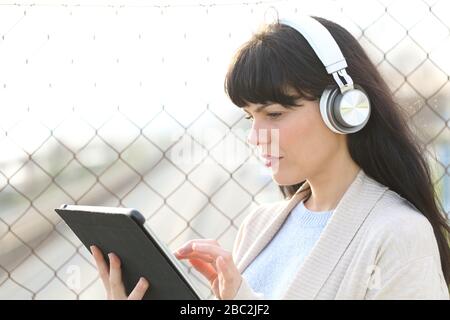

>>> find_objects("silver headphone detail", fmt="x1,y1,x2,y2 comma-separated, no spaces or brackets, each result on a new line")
278,16,371,134
320,84,371,134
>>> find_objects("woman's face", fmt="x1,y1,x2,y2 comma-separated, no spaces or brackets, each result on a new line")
244,97,345,186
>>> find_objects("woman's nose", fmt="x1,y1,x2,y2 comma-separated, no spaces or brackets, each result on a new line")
247,127,258,146
246,127,271,146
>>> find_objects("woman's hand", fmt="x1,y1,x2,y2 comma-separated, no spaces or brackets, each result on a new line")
90,245,149,300
174,239,242,300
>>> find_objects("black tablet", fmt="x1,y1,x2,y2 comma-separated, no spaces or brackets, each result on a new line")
54,204,202,300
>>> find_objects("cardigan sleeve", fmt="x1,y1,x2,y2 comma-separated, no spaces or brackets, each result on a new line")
362,199,449,300
365,255,449,300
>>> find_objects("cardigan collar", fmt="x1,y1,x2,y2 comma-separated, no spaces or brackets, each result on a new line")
236,168,389,299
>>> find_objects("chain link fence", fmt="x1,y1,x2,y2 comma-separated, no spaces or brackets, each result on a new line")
0,0,449,300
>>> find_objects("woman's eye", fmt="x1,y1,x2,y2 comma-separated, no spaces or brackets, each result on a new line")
267,113,282,119
244,113,281,121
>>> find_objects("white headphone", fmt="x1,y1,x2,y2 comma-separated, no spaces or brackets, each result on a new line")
278,16,371,134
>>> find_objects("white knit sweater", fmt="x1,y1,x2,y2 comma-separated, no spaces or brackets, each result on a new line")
231,169,449,300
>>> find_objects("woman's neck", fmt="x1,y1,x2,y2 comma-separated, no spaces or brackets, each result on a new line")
303,159,361,212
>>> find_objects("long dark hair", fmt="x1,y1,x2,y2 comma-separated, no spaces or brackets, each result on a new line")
223,16,450,285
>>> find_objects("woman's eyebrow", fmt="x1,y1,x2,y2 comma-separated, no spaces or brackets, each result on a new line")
243,103,271,113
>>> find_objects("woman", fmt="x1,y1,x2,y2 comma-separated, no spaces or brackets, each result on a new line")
91,15,450,299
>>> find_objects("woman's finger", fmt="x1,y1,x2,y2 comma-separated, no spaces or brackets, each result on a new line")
216,258,226,299
128,277,150,300
90,245,111,293
188,258,217,283
211,278,220,299
175,239,220,255
175,251,215,263
191,243,230,259
216,256,235,280
108,252,127,300
215,256,241,300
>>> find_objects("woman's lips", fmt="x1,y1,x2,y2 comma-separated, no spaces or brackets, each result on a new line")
262,156,283,167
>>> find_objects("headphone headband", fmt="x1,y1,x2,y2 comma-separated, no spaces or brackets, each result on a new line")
278,17,346,74
270,15,371,134
278,16,354,93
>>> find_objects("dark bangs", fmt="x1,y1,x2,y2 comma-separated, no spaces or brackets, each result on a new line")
224,23,325,109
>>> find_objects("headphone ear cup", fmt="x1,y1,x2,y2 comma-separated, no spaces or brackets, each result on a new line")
319,85,343,134
320,84,371,134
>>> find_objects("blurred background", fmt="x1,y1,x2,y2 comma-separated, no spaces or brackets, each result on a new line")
0,0,449,300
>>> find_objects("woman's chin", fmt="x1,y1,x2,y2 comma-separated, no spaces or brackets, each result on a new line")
272,174,294,186
272,171,305,187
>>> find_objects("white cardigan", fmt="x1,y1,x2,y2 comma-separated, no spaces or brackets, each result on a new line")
232,168,449,299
